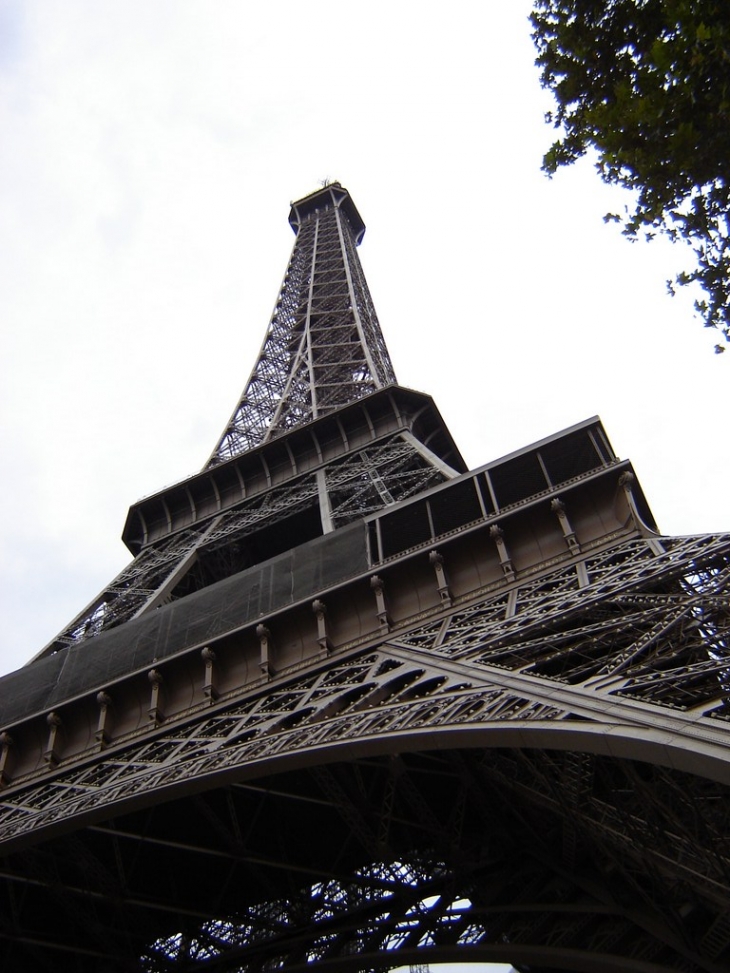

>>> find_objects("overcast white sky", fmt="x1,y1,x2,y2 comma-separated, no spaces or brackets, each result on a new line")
1,1,727,700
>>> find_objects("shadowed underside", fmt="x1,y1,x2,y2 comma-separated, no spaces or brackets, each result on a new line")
4,745,729,973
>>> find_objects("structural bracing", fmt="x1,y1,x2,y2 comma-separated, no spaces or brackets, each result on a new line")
1,186,729,973
208,182,397,463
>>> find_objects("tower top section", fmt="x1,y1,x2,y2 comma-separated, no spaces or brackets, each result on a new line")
288,182,366,243
206,183,397,467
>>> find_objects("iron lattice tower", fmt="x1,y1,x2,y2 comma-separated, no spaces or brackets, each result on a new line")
208,183,397,463
1,185,730,973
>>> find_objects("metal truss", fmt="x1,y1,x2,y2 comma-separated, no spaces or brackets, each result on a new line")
41,433,449,654
207,184,396,465
3,529,730,969
399,531,730,715
5,531,730,840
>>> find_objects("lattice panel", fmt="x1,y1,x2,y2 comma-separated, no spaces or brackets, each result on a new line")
4,531,730,849
395,532,730,713
44,431,452,654
208,188,396,465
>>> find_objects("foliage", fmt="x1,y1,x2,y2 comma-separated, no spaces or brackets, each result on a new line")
531,0,730,351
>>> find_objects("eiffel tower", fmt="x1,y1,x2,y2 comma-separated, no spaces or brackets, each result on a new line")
1,183,730,973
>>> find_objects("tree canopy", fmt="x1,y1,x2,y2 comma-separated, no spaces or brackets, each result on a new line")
531,0,730,351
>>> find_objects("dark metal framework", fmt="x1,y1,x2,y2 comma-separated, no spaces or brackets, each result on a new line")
1,185,729,972
208,182,396,463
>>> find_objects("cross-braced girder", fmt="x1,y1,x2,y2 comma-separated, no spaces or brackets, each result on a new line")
3,526,730,970
40,431,451,654
208,184,396,464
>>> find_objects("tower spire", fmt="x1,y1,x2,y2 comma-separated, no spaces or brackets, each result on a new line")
32,186,463,658
207,183,397,467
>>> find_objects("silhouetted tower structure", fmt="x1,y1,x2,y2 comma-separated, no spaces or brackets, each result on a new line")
1,184,730,972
